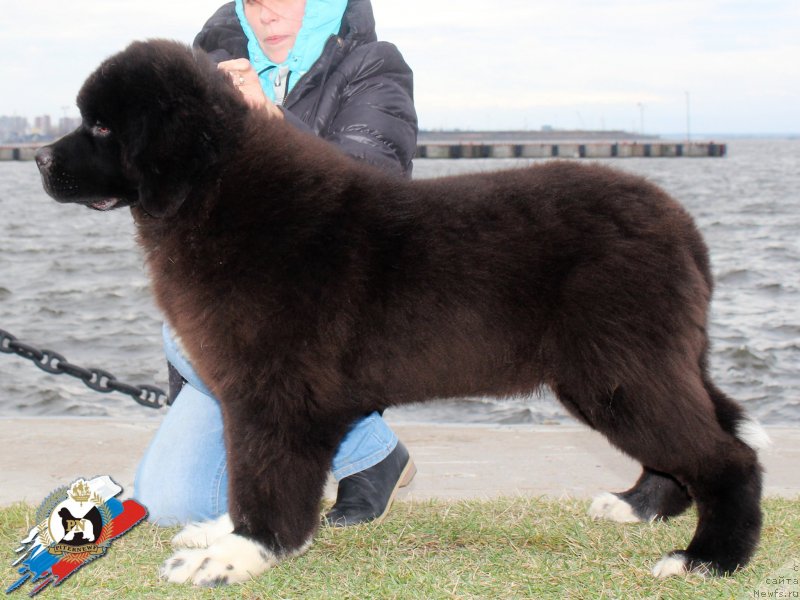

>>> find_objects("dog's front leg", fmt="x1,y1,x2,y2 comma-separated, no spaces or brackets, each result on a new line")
161,407,337,586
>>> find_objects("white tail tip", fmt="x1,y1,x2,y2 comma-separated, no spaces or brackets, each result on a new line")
735,417,772,451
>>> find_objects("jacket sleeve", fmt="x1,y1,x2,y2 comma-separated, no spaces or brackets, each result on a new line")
324,42,418,178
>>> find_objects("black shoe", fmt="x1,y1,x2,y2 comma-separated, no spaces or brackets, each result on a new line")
324,441,417,527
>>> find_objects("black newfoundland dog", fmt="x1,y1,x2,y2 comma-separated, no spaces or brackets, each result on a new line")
36,40,767,585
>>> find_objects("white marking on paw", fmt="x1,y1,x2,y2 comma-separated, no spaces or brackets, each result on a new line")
588,492,641,523
161,532,278,586
736,417,772,451
171,513,234,549
652,554,687,578
289,536,313,558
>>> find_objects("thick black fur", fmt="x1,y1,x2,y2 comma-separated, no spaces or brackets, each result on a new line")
36,40,763,577
616,468,693,522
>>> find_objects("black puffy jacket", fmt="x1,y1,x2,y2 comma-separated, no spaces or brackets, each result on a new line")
194,0,418,177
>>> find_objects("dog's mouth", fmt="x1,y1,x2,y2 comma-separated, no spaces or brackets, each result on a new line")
90,198,121,211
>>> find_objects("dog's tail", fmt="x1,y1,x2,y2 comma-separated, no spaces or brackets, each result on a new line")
703,372,771,452
689,219,770,452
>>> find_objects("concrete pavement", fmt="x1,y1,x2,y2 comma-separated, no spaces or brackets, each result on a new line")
1,417,797,507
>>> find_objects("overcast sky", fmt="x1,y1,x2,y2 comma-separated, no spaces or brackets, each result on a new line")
1,0,797,134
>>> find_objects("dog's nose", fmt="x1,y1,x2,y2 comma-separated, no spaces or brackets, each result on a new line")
35,146,53,171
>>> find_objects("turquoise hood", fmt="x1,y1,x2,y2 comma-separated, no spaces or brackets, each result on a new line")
235,0,347,102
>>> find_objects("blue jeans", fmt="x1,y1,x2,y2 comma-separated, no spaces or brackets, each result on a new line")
134,325,398,525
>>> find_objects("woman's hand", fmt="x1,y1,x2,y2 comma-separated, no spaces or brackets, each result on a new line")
218,59,283,119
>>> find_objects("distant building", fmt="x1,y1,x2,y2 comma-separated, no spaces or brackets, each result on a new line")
57,117,81,136
0,113,80,142
0,115,29,142
33,115,54,137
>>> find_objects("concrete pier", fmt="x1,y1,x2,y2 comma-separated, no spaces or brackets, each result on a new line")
415,141,727,159
0,144,39,161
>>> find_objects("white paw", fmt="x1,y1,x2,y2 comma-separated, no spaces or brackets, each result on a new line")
172,513,234,549
161,532,278,586
652,554,687,578
588,492,641,523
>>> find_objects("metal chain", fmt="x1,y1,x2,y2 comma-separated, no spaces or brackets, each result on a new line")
0,328,168,409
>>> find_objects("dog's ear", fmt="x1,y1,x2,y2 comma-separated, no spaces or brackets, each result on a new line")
136,174,195,219
109,41,247,218
125,111,219,218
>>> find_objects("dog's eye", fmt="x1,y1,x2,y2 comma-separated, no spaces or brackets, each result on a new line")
91,123,111,137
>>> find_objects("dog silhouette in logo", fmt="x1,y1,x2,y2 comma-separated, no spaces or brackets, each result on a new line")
58,506,102,545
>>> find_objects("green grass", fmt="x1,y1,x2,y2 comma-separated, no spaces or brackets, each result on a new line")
2,497,798,599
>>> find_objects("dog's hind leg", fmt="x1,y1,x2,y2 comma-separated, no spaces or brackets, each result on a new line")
557,386,692,523
589,467,692,523
632,399,761,576
650,435,762,577
649,377,765,577
555,375,763,577
591,372,770,525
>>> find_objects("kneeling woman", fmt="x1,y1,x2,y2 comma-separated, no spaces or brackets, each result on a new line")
135,0,418,527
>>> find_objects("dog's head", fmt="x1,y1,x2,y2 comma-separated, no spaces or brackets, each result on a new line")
36,39,248,218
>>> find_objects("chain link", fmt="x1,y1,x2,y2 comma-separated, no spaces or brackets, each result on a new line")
0,328,168,409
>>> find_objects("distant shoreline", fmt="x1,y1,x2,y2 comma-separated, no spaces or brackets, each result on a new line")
418,130,798,143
